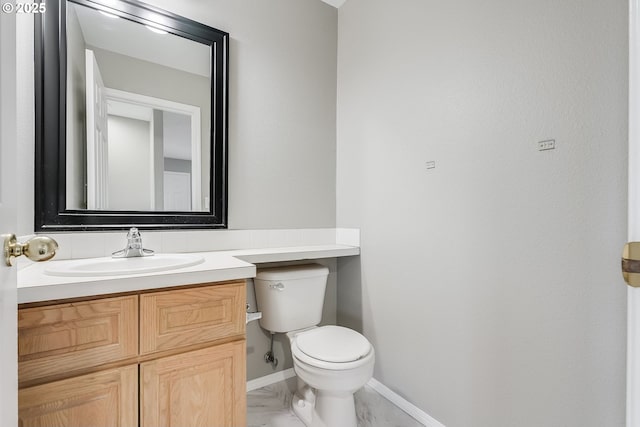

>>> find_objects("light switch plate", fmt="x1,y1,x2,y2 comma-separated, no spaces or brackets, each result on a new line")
538,140,556,151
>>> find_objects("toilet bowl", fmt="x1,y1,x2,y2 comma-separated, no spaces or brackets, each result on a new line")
287,326,375,427
253,264,376,427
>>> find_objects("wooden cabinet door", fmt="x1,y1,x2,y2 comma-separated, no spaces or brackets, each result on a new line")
18,365,137,427
141,340,246,427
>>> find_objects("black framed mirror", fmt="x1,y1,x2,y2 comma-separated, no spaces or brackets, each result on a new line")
35,0,228,231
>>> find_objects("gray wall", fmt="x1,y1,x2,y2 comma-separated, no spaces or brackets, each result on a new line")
153,110,164,210
143,0,338,229
336,1,628,426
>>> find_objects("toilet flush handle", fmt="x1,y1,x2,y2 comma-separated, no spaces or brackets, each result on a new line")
269,282,285,291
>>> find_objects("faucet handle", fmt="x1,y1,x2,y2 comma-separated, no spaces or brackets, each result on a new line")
127,227,141,239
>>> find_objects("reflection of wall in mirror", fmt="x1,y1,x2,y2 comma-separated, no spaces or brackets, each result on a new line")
152,110,164,210
66,5,87,210
151,111,193,211
162,111,192,210
107,116,153,210
91,47,210,209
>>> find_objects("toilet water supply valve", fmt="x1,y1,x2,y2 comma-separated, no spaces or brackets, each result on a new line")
246,303,278,366
265,333,278,368
245,299,277,367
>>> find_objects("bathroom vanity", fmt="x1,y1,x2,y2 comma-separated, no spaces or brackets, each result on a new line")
17,280,246,427
15,243,359,426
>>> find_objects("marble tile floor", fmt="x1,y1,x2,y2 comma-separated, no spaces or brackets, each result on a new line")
247,378,425,427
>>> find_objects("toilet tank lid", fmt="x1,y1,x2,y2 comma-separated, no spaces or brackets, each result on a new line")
255,264,329,281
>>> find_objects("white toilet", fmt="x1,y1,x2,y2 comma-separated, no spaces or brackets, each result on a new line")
254,264,375,427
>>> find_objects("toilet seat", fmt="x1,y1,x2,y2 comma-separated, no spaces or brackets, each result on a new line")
291,326,373,371
297,326,371,362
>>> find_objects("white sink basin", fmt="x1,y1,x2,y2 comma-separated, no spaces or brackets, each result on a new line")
44,254,204,277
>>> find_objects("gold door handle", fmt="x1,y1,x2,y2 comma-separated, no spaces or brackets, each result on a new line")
622,242,640,287
2,234,58,266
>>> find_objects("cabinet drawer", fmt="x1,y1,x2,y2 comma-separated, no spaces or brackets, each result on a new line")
18,296,138,385
140,281,245,354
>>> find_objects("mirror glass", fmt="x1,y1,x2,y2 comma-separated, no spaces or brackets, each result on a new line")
65,1,211,212
35,0,228,231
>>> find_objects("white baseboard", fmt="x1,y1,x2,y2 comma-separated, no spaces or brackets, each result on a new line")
367,378,446,427
246,368,296,392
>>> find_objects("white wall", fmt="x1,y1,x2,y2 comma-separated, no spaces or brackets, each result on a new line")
336,0,628,426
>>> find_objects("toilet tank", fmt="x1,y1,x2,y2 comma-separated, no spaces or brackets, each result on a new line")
254,264,329,333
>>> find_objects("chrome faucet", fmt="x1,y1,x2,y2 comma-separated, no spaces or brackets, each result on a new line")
112,227,155,258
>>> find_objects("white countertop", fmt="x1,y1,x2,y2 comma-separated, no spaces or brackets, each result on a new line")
18,244,359,303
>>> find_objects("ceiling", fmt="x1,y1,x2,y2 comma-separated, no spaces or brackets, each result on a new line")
320,0,347,8
71,2,210,77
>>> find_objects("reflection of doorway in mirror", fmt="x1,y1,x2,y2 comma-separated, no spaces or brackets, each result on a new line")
103,102,197,211
102,89,201,212
85,49,109,210
84,50,202,212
